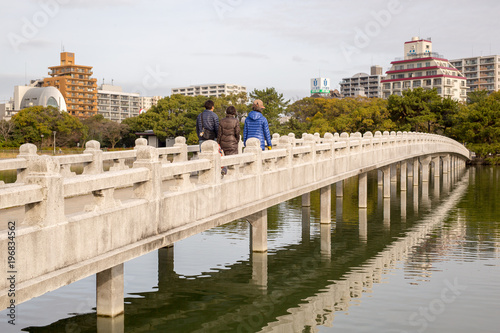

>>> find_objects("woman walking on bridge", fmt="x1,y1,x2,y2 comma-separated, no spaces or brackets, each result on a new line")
217,106,240,156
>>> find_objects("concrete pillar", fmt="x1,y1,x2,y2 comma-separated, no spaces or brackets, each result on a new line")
336,180,343,197
320,185,332,224
251,252,268,291
432,156,441,179
400,161,407,191
383,165,391,198
320,224,331,258
359,208,367,243
420,156,431,182
249,209,267,253
442,155,450,174
302,193,311,207
413,158,419,186
377,170,383,186
390,164,397,183
358,172,367,208
96,263,124,317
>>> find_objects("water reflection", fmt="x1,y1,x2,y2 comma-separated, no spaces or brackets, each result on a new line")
18,167,500,333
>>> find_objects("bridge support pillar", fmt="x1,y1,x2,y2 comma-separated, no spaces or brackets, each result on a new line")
320,185,332,224
383,165,391,198
401,161,407,191
336,181,343,197
432,156,441,179
358,172,367,208
96,263,124,318
302,207,311,241
377,170,383,186
158,246,175,289
302,193,311,207
391,164,397,183
442,155,450,174
249,210,267,253
420,156,432,182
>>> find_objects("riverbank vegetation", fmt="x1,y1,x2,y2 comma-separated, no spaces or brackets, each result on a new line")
1,88,499,164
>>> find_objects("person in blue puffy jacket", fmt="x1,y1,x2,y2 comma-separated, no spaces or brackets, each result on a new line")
243,99,272,150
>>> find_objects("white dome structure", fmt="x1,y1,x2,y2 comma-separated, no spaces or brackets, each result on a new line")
19,86,67,112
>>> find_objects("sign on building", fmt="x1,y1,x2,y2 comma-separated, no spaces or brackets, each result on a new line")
311,78,330,94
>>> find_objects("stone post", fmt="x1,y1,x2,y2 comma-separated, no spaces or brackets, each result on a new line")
16,143,38,183
359,172,367,208
303,134,316,164
133,140,161,201
248,209,267,253
173,136,188,163
96,263,124,317
242,138,262,176
25,155,64,227
320,185,331,224
198,140,222,185
83,140,103,175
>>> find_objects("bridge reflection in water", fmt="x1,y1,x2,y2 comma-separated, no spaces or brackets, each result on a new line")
23,167,469,333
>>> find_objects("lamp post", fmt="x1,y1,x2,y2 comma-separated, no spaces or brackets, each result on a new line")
53,131,56,155
41,134,44,151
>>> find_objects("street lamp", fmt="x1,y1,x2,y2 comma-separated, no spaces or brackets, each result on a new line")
41,134,44,151
53,131,56,155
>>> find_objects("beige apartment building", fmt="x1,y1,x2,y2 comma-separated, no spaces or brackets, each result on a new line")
381,37,467,102
97,84,140,122
450,55,500,93
340,65,384,98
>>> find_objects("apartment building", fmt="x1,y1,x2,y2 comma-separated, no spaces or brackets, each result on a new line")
450,55,500,93
140,96,163,111
97,84,140,122
340,65,384,98
171,83,246,98
381,37,467,101
43,52,98,118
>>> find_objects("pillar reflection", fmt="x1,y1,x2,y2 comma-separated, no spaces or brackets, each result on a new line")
302,207,311,242
359,208,367,243
251,252,268,292
97,314,124,333
383,198,390,228
413,185,419,214
320,224,331,259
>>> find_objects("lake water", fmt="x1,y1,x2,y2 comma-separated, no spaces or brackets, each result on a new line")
1,166,499,333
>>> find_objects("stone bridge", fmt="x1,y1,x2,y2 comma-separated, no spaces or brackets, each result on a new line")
0,131,469,318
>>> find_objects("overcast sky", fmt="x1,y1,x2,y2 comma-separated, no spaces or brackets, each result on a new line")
1,0,499,103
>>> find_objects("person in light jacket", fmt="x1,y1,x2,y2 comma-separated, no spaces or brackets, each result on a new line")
217,106,240,155
243,99,272,150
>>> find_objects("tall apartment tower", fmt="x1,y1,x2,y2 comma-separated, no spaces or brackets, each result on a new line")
340,65,384,98
381,37,467,101
450,55,500,93
43,52,98,118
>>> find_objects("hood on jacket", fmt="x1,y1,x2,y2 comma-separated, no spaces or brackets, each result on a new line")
248,110,264,120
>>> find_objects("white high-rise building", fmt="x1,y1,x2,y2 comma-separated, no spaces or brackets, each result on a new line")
340,65,384,98
171,83,246,98
381,37,467,101
140,96,163,112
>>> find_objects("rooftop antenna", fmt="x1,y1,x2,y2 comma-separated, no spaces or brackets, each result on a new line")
102,78,105,85
111,79,114,86
61,42,64,52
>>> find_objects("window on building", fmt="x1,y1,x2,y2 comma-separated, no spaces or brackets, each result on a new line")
425,62,430,67
417,63,422,68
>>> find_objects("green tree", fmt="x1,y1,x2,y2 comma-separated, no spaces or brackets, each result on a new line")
11,106,84,148
249,87,290,134
387,88,442,132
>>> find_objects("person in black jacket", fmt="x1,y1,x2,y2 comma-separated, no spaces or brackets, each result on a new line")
196,100,219,148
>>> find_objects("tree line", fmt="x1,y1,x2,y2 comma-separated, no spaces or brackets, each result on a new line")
1,87,499,163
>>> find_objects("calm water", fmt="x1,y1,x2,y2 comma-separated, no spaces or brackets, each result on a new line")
1,166,499,333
